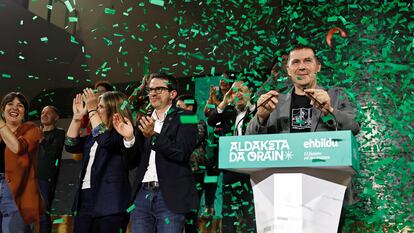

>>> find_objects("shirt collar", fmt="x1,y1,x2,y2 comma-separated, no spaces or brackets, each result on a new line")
152,104,172,121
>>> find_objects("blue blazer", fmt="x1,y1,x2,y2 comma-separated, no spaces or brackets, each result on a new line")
65,129,131,217
124,106,199,214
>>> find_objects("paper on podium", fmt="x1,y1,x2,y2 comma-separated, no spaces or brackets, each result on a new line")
252,173,346,233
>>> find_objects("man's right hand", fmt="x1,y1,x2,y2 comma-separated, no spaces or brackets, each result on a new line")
217,88,234,110
256,90,279,124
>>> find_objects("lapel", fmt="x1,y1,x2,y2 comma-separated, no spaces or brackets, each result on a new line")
240,104,256,135
160,106,177,136
276,87,293,132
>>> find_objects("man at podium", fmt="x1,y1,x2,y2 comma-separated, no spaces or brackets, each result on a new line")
246,45,360,232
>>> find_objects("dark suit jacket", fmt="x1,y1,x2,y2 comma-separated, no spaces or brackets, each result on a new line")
207,104,256,184
124,106,199,214
207,104,255,137
65,129,131,217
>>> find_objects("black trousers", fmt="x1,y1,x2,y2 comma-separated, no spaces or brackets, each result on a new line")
74,189,128,233
184,172,205,233
222,171,257,233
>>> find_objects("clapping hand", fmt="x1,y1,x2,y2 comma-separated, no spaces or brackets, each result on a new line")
82,88,99,111
113,113,134,141
138,116,156,138
72,94,87,121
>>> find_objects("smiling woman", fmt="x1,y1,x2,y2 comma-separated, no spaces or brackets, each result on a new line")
0,92,44,233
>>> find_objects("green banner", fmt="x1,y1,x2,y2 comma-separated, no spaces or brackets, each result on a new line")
219,130,359,172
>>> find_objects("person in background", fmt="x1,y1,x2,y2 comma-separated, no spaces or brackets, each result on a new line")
202,72,234,216
176,95,207,233
73,81,115,162
255,54,288,97
65,90,132,233
114,73,199,233
207,78,257,233
0,92,44,233
128,75,152,124
37,105,65,233
203,72,232,118
247,45,360,233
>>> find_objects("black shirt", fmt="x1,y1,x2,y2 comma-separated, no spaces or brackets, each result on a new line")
0,140,5,173
37,128,65,184
290,90,313,133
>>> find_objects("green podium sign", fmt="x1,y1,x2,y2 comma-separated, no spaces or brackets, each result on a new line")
219,130,359,172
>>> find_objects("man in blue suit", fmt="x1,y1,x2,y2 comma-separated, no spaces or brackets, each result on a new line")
114,73,199,233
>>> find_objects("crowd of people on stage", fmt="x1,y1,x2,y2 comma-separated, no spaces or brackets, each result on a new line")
0,45,360,233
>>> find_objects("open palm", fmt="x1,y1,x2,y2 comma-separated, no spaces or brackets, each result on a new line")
72,93,87,120
113,113,134,139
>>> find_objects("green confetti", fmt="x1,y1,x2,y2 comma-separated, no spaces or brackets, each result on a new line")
63,0,74,13
2,74,11,79
322,114,334,123
149,0,164,7
120,100,128,110
183,99,195,105
179,115,198,124
164,217,170,224
68,17,78,22
28,110,38,116
53,218,64,224
126,204,136,213
104,8,116,15
40,37,48,43
204,175,218,183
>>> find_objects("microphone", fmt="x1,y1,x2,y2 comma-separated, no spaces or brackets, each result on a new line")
255,85,289,110
234,86,289,135
301,87,338,131
301,88,333,114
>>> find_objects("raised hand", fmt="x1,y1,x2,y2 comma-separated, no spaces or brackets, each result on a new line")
82,88,99,111
208,85,220,105
113,113,134,140
72,93,87,121
217,88,234,110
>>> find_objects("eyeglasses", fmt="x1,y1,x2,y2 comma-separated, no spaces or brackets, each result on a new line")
146,86,170,94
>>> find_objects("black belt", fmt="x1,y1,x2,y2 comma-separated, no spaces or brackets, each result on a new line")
142,181,159,189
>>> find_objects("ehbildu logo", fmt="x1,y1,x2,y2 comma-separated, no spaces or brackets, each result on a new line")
303,138,338,148
229,140,293,162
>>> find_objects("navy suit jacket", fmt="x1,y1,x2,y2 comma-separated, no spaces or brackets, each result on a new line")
65,129,131,217
124,106,199,214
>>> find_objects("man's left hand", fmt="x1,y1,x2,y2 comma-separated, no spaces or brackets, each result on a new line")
138,116,156,138
304,89,334,113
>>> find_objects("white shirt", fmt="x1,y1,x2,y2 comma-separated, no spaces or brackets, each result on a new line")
81,141,98,189
123,105,172,183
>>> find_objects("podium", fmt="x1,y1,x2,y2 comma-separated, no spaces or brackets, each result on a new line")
219,131,359,233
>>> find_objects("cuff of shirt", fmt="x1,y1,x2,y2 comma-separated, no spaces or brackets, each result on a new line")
123,137,135,148
216,107,224,114
91,123,107,137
